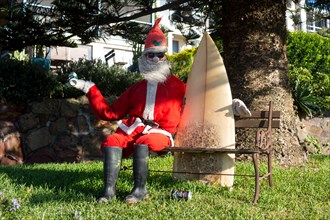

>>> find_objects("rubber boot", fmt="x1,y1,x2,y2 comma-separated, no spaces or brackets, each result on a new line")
125,144,149,204
96,147,122,203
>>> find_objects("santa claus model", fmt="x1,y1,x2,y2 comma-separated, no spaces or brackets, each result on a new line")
69,18,250,204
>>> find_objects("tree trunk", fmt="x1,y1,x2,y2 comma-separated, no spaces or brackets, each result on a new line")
222,0,306,165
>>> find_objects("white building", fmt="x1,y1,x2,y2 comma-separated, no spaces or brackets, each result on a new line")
286,0,330,32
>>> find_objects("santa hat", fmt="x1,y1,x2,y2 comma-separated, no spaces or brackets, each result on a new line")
143,17,167,54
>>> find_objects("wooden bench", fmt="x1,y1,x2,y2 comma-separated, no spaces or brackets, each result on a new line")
161,101,280,204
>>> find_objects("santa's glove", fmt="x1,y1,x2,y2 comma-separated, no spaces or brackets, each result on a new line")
66,73,95,94
68,78,95,94
232,98,251,117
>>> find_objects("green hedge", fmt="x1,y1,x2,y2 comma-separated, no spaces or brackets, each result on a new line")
0,58,142,104
59,59,142,98
167,48,197,83
287,31,330,116
0,59,59,104
287,31,330,74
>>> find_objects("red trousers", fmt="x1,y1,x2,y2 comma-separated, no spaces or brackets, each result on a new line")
101,126,171,158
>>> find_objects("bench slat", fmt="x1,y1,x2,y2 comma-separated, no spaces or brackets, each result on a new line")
235,120,280,128
239,111,281,118
162,147,262,154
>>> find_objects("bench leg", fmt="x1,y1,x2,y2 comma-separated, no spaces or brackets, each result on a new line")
252,153,260,205
268,152,273,187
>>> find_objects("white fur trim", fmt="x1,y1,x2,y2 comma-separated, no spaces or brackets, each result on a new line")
143,46,168,54
142,126,174,147
118,118,144,135
83,81,95,94
143,82,157,120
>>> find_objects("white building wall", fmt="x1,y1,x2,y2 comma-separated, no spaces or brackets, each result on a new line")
300,5,308,32
286,0,329,33
92,36,135,68
286,0,308,32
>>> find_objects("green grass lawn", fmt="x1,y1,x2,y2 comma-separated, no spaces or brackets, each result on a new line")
0,154,329,220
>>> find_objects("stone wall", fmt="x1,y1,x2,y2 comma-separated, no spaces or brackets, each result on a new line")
0,97,117,164
297,117,330,154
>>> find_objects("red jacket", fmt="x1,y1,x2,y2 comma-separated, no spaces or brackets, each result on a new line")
87,74,186,135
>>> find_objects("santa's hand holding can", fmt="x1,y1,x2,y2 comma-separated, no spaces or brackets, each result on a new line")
67,72,95,94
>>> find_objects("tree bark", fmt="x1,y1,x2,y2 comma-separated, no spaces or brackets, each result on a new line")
221,0,306,165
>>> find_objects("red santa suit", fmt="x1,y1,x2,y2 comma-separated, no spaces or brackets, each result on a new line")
84,18,187,157
87,74,186,157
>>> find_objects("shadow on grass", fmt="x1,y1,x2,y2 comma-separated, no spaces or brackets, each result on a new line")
0,164,101,199
0,155,273,204
0,161,194,204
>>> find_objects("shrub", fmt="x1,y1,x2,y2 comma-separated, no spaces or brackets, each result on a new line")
0,58,143,103
59,58,142,97
292,79,322,117
0,59,59,104
287,31,330,74
288,66,330,116
287,31,330,115
167,48,197,83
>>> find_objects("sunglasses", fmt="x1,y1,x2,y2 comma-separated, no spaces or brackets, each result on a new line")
146,52,165,59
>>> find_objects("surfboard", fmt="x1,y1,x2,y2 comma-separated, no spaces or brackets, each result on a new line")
173,32,235,187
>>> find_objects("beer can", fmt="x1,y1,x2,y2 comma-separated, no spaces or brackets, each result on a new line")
170,190,192,200
69,72,78,80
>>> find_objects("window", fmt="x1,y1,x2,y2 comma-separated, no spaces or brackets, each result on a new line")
172,40,179,53
307,12,328,32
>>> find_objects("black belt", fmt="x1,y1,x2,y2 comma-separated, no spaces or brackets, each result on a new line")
140,118,160,128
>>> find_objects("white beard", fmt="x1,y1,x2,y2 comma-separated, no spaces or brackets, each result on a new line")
138,55,171,85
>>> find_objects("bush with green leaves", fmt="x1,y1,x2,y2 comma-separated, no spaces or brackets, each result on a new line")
287,31,330,74
292,79,322,117
0,59,59,104
0,58,142,104
287,31,330,116
59,58,142,97
167,48,197,83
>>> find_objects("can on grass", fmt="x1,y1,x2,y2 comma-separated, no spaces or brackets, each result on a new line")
170,190,192,201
